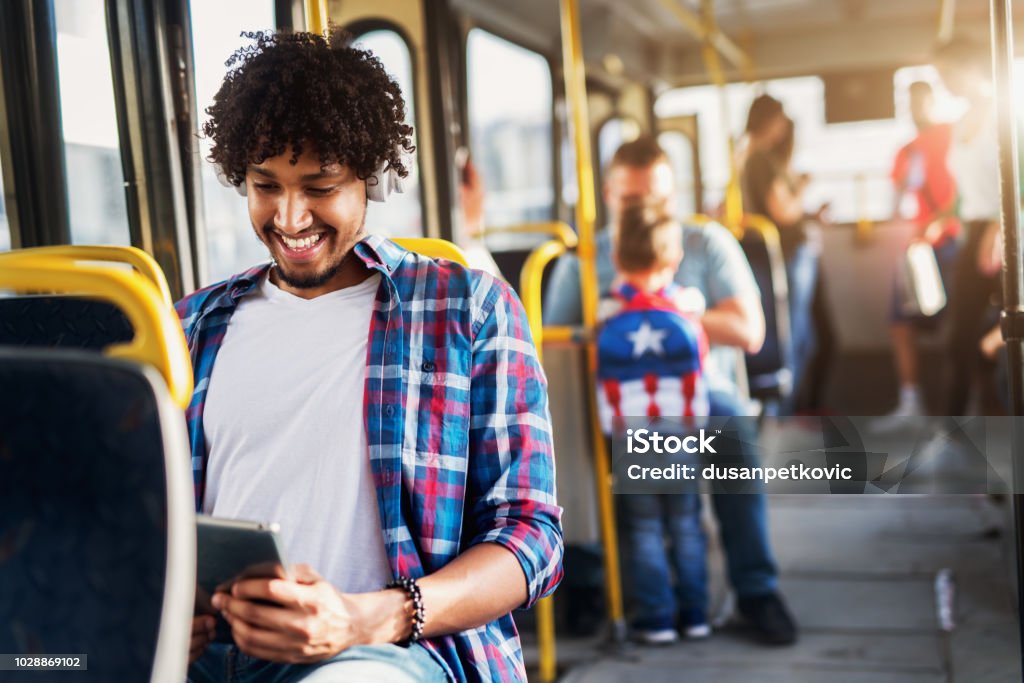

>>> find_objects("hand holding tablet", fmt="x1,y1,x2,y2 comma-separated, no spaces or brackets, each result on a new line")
195,515,289,643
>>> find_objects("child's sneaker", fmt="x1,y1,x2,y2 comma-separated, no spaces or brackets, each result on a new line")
679,608,711,639
633,616,679,645
682,623,711,639
635,627,679,645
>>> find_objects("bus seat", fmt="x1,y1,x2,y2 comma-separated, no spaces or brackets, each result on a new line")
0,245,174,306
392,237,469,266
481,222,579,298
0,349,195,683
0,256,192,410
0,295,133,349
0,245,170,350
739,218,793,406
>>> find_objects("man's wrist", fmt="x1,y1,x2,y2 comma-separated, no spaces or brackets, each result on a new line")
361,589,413,645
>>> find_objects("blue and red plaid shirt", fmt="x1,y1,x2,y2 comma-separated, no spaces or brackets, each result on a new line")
174,234,563,682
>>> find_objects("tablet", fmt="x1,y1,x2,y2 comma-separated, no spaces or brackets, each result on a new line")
195,515,289,643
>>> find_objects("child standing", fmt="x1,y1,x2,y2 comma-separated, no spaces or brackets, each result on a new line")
597,200,711,644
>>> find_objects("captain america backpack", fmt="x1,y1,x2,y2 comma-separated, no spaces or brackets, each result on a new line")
596,282,709,435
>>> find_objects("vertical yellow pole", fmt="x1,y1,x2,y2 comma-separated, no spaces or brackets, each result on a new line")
560,0,628,642
700,0,743,236
303,0,328,34
519,240,567,683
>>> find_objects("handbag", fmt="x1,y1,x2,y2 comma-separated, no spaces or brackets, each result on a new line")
897,241,947,317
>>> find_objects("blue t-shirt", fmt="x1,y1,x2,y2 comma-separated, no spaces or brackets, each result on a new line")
543,221,759,391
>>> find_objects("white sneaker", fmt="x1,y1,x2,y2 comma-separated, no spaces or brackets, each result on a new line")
635,628,679,645
870,396,925,434
683,623,712,639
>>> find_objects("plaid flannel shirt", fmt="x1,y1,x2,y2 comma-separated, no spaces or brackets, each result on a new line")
174,234,563,682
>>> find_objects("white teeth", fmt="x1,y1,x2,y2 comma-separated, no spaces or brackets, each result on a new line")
282,233,322,250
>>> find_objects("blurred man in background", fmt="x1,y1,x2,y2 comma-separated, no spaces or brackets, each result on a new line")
545,138,798,645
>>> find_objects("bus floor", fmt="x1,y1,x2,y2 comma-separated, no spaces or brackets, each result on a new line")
524,494,1021,682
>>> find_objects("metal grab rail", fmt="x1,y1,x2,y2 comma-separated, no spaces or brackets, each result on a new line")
560,0,628,646
988,2,1024,675
0,258,193,409
303,0,328,34
518,238,569,682
520,241,569,342
658,0,750,233
480,221,579,249
0,244,174,305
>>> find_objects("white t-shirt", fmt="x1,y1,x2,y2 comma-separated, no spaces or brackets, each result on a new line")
950,109,1001,222
202,271,392,593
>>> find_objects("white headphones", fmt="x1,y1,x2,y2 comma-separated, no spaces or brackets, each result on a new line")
214,148,411,203
365,153,411,202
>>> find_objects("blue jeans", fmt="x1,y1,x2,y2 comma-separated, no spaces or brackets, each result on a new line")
620,490,707,628
706,388,779,598
188,643,449,683
784,240,820,412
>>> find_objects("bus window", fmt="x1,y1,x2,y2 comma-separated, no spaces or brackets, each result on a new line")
467,29,554,250
53,0,131,246
190,0,275,285
597,117,640,170
658,130,698,218
354,29,423,239
657,76,910,225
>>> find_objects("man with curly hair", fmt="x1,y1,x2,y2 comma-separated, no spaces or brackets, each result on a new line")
177,29,562,683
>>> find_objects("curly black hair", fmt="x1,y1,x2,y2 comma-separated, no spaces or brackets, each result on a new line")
203,28,414,187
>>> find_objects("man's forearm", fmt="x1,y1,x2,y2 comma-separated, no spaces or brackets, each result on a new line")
417,543,527,638
354,542,527,647
702,309,763,353
700,293,765,353
702,309,752,349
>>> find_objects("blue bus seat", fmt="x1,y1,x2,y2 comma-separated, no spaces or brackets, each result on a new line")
0,295,133,349
0,349,194,682
739,223,793,404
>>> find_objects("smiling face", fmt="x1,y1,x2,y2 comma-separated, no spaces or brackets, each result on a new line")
247,149,369,298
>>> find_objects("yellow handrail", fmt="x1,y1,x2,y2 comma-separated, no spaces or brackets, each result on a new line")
742,213,783,250
303,0,328,34
0,260,193,409
0,245,174,306
561,0,627,646
520,241,569,348
480,221,579,249
392,238,470,266
517,238,568,682
539,325,584,345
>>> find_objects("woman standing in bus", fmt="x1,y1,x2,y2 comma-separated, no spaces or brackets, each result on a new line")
740,96,827,412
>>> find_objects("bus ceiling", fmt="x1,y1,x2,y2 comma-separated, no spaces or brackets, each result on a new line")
452,0,1022,88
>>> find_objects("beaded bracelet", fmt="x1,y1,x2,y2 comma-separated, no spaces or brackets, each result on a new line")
386,576,425,644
